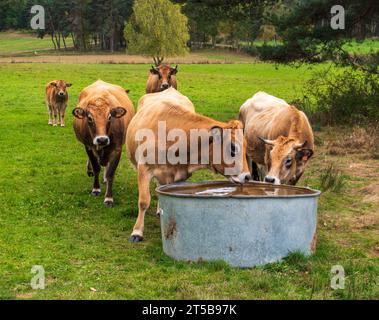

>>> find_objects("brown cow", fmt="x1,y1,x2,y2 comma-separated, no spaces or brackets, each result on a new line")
72,80,135,207
146,64,178,93
239,91,314,185
126,88,251,242
45,80,72,127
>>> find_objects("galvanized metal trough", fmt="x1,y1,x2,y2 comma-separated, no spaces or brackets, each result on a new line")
156,180,321,268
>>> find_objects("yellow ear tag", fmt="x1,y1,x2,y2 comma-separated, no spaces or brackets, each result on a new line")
302,155,308,161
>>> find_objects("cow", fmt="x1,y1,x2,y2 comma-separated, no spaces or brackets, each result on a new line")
72,80,135,207
126,88,251,242
45,80,72,127
146,64,178,93
239,91,314,185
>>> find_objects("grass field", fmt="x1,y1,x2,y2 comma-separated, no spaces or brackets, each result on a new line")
0,31,74,56
1,31,378,59
0,63,377,299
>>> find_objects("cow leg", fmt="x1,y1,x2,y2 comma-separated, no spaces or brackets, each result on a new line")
52,107,58,127
155,181,162,217
47,104,53,125
251,161,260,181
103,150,122,208
87,159,94,177
59,104,67,127
103,166,107,184
130,164,152,243
85,147,101,196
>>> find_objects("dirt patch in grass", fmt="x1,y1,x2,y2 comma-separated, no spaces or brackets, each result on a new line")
359,183,379,205
16,292,35,299
352,212,379,230
325,126,379,158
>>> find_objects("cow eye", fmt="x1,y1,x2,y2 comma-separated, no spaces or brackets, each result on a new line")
108,114,112,121
285,158,292,168
87,115,94,124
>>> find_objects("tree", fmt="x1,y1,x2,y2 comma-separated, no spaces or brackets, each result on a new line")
124,0,189,65
266,0,379,73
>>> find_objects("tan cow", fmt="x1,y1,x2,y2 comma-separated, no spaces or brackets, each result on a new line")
146,64,178,93
45,80,72,127
239,91,314,185
126,88,251,242
72,80,135,207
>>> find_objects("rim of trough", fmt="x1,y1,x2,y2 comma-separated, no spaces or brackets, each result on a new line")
156,180,322,199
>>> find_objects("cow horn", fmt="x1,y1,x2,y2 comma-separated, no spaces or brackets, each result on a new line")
295,140,307,149
259,137,275,146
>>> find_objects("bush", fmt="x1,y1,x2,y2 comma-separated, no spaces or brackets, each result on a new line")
256,44,292,62
319,164,346,193
298,67,379,125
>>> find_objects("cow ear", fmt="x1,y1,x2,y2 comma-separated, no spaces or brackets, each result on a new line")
170,65,178,75
66,83,72,87
125,89,130,94
150,66,159,74
72,107,86,119
295,148,314,162
110,107,127,118
210,126,223,144
49,81,57,87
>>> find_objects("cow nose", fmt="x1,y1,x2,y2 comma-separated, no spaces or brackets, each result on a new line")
238,172,251,184
161,83,169,90
94,136,110,146
264,176,276,184
59,92,65,96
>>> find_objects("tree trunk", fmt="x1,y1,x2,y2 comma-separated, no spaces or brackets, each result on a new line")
51,32,57,50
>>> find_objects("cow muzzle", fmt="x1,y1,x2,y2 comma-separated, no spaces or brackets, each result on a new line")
229,172,251,184
58,91,66,97
93,135,110,146
160,83,170,90
264,175,281,185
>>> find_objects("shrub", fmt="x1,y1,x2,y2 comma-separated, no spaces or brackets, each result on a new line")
298,67,379,125
319,164,346,193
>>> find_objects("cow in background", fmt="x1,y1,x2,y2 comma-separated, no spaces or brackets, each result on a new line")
45,80,72,127
146,64,178,93
239,91,314,185
72,80,135,207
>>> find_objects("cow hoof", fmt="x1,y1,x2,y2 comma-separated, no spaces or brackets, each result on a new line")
53,124,57,127
91,189,101,196
60,124,65,127
129,235,143,243
156,208,163,217
104,199,113,208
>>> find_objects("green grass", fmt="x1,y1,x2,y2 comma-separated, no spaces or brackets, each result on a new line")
0,63,377,299
343,39,379,54
246,39,379,54
0,31,73,56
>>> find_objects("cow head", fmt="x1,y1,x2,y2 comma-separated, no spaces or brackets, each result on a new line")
259,136,313,185
72,100,127,148
49,80,72,99
150,64,178,91
209,120,251,184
